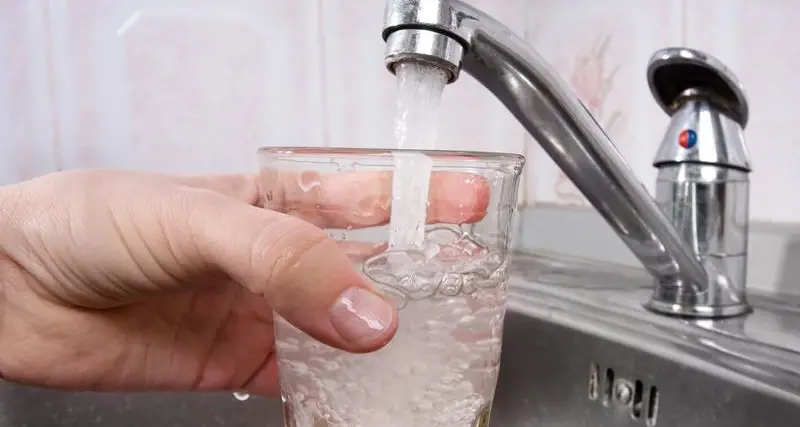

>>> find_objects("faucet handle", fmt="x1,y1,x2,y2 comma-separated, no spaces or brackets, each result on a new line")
647,47,749,128
647,48,752,318
648,47,751,171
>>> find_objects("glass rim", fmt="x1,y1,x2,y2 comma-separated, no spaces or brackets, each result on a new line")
257,146,525,163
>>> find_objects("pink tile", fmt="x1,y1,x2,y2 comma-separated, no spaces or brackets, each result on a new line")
437,0,528,155
524,0,682,208
124,17,268,162
0,0,59,183
319,0,396,149
52,0,325,174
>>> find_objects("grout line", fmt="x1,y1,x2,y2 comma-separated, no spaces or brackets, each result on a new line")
315,0,331,148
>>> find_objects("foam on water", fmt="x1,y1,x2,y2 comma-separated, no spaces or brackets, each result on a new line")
363,226,505,307
277,230,508,427
389,61,449,249
277,276,506,426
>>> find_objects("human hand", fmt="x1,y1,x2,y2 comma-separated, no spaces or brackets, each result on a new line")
0,169,488,396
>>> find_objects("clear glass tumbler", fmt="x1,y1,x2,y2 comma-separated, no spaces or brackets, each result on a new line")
257,147,524,427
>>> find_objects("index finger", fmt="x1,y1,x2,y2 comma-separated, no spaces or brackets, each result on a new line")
260,170,490,229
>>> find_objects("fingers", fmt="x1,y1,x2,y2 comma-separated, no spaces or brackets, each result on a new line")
188,192,398,353
177,170,490,230
261,170,490,229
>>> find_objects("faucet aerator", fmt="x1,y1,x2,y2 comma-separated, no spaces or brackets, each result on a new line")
384,28,464,83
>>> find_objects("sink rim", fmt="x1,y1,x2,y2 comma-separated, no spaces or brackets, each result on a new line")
506,249,800,405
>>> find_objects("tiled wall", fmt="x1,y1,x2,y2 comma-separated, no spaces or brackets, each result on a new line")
1,0,798,223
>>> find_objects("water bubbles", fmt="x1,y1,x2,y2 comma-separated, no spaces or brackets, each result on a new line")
440,275,462,296
440,373,463,386
309,357,341,372
424,319,446,331
303,340,326,352
450,235,487,258
277,226,508,426
276,338,301,353
486,253,504,270
308,357,328,370
462,275,479,294
232,391,250,401
414,399,435,412
277,285,507,427
284,361,311,375
361,228,500,301
459,314,477,325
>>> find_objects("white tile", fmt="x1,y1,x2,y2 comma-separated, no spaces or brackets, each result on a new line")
437,0,530,204
51,0,325,174
524,0,682,208
319,0,396,149
0,0,60,183
437,0,527,157
687,0,800,224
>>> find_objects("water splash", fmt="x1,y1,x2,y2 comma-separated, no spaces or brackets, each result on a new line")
392,61,449,151
389,61,449,250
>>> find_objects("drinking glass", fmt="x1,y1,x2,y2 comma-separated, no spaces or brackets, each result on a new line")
257,147,524,427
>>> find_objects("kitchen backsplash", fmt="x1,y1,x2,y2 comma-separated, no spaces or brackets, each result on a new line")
1,0,798,223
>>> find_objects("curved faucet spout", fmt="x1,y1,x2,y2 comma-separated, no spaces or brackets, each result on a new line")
381,0,732,316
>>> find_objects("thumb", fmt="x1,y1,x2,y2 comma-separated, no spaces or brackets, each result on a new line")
189,191,398,353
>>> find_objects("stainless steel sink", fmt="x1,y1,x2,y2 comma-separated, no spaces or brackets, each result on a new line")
3,250,800,426
495,251,800,427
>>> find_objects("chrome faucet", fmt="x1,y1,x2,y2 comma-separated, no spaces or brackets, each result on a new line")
646,49,751,317
381,0,752,318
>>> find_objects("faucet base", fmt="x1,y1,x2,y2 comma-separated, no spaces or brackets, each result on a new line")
644,299,752,319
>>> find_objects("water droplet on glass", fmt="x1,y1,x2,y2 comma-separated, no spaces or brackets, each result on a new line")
233,391,250,401
459,315,477,325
